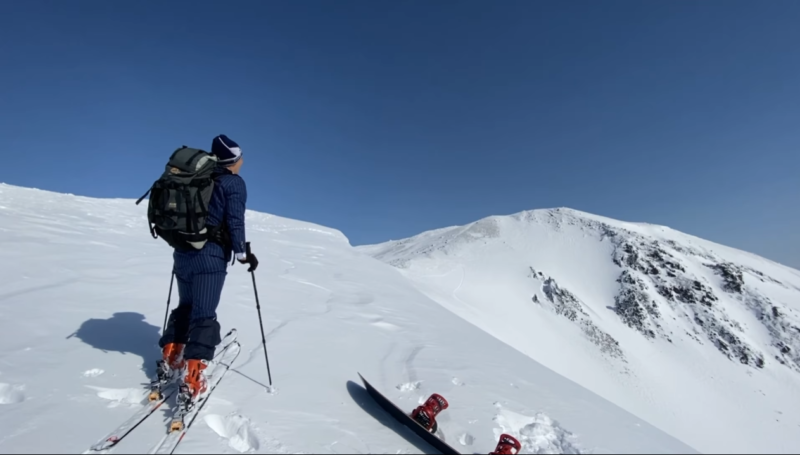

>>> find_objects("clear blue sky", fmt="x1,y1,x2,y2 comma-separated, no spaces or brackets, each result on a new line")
1,1,798,268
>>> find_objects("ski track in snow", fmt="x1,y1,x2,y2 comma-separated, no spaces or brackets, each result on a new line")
404,345,424,386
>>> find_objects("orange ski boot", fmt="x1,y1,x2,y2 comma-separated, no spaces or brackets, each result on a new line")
150,343,186,401
163,343,186,370
183,359,209,399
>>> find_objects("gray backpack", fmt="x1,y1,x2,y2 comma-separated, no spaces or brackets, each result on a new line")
136,146,219,251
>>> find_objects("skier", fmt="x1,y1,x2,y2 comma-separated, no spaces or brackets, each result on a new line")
157,134,259,403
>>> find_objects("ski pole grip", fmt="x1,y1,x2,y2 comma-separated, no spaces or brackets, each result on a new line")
246,241,252,257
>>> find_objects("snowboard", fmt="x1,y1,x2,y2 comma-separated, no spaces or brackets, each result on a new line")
358,373,461,455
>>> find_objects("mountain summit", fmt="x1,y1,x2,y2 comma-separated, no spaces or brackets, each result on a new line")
361,207,800,454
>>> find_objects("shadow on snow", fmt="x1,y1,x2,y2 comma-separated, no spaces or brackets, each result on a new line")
69,312,161,380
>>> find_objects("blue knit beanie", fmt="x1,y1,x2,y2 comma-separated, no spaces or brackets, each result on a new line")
211,134,242,165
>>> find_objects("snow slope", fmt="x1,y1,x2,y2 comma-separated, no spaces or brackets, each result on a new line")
361,208,800,454
0,184,695,454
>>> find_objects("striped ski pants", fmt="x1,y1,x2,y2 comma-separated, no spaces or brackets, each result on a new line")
159,251,228,361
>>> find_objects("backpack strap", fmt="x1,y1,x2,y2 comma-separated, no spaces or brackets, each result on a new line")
135,183,157,237
202,170,233,252
136,187,152,205
181,188,195,234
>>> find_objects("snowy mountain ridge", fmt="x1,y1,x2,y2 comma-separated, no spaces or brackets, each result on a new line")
361,207,800,368
361,207,800,454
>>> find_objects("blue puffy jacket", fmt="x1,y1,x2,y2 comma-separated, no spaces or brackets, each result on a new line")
178,166,247,263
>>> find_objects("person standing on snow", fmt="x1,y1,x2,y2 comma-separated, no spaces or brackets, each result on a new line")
157,134,259,401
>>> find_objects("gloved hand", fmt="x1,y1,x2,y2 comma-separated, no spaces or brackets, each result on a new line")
237,242,259,272
238,253,258,272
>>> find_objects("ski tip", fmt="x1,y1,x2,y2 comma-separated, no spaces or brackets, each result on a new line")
88,434,119,452
87,444,109,453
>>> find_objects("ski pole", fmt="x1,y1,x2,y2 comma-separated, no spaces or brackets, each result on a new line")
162,272,175,333
247,242,273,387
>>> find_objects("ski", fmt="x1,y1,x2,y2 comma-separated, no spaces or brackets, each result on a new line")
87,384,178,453
151,339,241,455
86,330,238,453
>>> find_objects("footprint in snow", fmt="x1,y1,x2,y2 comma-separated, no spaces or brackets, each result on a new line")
87,386,148,408
459,433,475,446
0,383,26,404
83,369,105,378
205,413,260,453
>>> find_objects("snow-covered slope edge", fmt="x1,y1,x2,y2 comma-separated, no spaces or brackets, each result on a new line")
361,207,800,454
0,184,694,454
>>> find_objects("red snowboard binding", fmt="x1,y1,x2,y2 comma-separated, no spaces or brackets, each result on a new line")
410,393,449,433
490,434,522,455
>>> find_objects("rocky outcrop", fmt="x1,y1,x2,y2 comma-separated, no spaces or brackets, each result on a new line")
531,268,625,360
707,263,745,294
608,230,768,369
614,270,662,340
523,212,796,373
